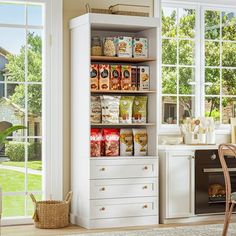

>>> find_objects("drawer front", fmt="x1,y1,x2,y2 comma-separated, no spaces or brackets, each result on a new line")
91,197,157,219
91,178,157,199
90,159,157,179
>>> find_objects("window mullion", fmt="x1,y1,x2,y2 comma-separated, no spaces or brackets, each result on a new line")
24,3,28,217
219,10,223,124
195,5,201,118
200,6,206,118
176,7,180,125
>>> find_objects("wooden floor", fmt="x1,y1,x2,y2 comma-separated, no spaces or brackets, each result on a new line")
1,221,223,236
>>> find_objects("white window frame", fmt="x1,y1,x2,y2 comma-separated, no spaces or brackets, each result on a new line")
1,0,63,226
158,0,236,134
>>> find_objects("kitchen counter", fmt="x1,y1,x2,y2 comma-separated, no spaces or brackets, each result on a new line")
158,144,219,151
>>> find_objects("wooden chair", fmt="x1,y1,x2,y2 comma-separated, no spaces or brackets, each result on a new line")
218,144,236,236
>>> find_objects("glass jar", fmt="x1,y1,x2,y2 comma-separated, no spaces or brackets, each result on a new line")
91,36,102,56
103,37,116,57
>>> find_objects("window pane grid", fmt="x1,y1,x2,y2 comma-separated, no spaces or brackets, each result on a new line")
162,7,196,124
204,9,236,124
0,2,43,218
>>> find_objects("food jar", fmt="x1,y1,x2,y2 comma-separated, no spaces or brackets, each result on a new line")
91,36,102,56
103,37,116,57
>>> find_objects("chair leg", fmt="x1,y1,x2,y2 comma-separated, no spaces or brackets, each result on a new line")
222,202,235,236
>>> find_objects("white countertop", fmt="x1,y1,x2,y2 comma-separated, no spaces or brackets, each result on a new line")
158,144,219,151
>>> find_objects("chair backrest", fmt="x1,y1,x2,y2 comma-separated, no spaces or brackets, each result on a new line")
218,144,236,202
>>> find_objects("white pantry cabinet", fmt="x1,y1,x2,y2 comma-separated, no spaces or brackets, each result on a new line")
70,13,160,229
159,149,195,222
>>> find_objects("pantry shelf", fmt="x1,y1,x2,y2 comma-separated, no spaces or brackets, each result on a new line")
91,90,156,94
91,56,156,63
91,123,156,127
90,156,157,160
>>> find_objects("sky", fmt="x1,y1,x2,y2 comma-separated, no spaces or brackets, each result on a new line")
0,2,43,55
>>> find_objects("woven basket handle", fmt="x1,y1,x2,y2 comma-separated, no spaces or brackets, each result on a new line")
65,191,73,204
29,193,39,222
29,193,37,204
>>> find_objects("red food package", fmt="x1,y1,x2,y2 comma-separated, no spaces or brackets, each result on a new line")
101,129,105,156
90,128,102,157
103,128,120,156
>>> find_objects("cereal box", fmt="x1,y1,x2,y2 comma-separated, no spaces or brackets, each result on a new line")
121,65,132,90
137,66,150,91
99,64,110,90
90,64,99,91
131,66,137,91
117,36,132,57
133,38,148,58
110,65,121,90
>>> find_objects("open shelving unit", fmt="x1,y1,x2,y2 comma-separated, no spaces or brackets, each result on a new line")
70,13,159,229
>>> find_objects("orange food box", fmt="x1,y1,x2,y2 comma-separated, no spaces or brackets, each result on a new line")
90,64,99,91
99,64,110,91
110,65,121,90
121,65,132,90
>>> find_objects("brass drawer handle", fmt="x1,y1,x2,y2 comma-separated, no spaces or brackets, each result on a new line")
100,187,106,191
143,185,148,189
100,207,105,211
143,166,148,170
100,167,106,171
143,204,148,209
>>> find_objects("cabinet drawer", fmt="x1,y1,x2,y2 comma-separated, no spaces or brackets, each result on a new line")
91,178,157,199
90,197,157,219
90,159,157,179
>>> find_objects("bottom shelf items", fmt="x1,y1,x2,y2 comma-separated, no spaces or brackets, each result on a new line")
91,128,148,157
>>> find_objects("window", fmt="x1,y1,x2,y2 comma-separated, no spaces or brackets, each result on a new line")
162,6,196,125
161,3,236,131
0,1,43,219
203,9,236,124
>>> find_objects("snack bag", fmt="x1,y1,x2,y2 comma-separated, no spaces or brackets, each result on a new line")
119,96,134,123
103,128,120,156
90,96,101,123
120,129,133,156
133,128,148,156
132,96,148,123
90,129,102,157
100,95,120,124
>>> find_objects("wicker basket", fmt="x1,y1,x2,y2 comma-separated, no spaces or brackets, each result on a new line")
85,3,111,14
30,192,72,229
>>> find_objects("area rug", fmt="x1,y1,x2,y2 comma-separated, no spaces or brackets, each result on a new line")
66,223,236,236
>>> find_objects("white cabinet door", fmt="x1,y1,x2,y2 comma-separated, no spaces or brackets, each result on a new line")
166,151,194,218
